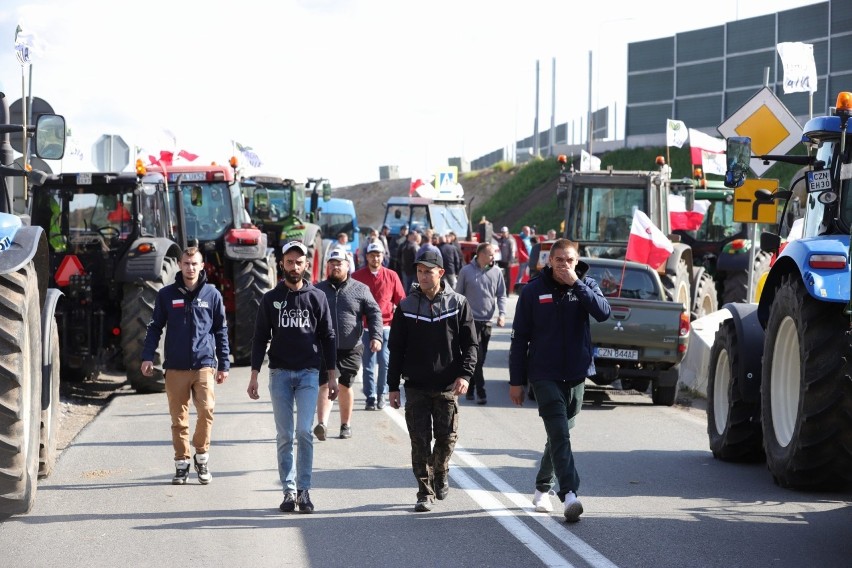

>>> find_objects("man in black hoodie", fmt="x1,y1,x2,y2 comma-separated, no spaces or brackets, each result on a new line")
388,249,478,512
248,241,337,514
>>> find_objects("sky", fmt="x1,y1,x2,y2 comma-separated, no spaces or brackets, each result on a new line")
0,0,823,187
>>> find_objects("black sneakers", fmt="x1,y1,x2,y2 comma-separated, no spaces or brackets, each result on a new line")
297,489,314,513
434,474,449,500
194,454,212,484
340,424,352,439
414,498,433,512
280,492,296,513
365,399,377,411
172,459,190,485
313,423,327,441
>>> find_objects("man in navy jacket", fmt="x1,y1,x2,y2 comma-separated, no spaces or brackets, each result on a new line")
142,246,230,486
509,239,610,523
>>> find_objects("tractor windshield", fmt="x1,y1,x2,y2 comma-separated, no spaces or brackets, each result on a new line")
684,199,741,241
56,189,134,251
169,182,234,242
320,212,355,243
567,185,647,242
429,203,469,237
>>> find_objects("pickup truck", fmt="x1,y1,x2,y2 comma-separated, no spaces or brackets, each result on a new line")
582,257,691,406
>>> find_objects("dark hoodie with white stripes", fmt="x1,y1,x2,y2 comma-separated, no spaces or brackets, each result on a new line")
387,281,478,393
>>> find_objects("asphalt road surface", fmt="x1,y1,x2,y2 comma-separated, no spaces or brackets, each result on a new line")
1,296,850,568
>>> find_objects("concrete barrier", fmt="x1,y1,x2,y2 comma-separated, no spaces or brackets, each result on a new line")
678,308,733,396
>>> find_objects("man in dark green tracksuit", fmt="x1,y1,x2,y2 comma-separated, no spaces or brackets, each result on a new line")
388,249,478,512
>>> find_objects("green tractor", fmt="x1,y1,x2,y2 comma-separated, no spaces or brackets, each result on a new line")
244,175,329,282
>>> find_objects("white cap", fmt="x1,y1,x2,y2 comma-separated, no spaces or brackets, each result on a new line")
327,248,348,262
282,241,308,256
366,241,385,254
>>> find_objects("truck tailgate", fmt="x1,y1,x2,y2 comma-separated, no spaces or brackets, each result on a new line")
591,297,686,364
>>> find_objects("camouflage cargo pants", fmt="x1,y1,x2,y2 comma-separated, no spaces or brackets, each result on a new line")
403,386,459,500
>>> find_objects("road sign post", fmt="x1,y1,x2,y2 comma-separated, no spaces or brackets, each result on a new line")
92,134,130,172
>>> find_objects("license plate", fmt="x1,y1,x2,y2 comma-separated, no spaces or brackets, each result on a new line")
76,173,92,185
807,170,831,192
594,347,638,361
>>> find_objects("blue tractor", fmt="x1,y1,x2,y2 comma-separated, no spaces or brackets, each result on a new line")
707,91,852,488
0,97,66,516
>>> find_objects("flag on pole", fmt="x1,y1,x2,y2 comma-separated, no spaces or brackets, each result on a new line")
668,194,710,231
688,129,726,176
235,141,262,167
580,149,601,171
776,42,817,94
177,149,198,162
149,150,174,167
14,22,37,65
666,119,688,148
625,209,673,269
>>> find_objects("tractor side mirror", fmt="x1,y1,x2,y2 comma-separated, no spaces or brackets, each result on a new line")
33,114,66,160
724,136,751,188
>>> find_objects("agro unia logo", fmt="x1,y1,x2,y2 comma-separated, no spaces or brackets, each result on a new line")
277,305,311,328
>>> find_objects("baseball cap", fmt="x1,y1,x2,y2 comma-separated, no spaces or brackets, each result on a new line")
501,226,510,233
327,248,348,262
282,241,308,256
414,249,443,269
401,223,409,230
366,241,385,254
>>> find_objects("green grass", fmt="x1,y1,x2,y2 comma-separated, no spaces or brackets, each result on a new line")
471,158,561,230
471,143,808,234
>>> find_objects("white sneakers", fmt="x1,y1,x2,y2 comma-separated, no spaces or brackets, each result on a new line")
563,491,583,523
532,489,555,512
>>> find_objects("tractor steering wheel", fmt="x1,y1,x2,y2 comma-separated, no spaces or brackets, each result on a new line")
97,226,121,240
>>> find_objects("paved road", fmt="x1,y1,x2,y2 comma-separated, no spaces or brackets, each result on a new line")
1,296,850,567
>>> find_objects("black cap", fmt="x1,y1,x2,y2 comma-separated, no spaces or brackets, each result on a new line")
414,249,443,269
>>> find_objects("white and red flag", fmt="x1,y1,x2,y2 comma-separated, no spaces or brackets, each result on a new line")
689,129,726,176
668,194,710,231
625,210,673,269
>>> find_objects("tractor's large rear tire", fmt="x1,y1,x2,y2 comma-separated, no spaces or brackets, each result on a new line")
691,271,718,320
307,233,324,284
707,320,763,461
121,257,179,393
0,261,43,517
39,310,61,478
662,258,691,314
761,275,852,488
722,251,772,304
233,253,276,366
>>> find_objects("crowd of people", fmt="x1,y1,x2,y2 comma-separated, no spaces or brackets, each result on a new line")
142,222,606,524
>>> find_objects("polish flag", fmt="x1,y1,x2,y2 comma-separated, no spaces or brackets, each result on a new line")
668,194,710,231
178,149,199,162
689,129,726,176
172,299,185,308
409,178,426,196
625,210,673,269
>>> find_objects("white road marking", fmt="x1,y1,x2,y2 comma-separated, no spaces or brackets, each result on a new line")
384,406,619,568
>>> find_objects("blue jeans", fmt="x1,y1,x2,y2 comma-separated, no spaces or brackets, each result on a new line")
362,327,390,403
268,368,319,493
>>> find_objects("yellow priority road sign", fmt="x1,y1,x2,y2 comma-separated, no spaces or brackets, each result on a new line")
734,179,780,224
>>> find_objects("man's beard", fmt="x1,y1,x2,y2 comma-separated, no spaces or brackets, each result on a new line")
284,270,303,284
328,273,345,285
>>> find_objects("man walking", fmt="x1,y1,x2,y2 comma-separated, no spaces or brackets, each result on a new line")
388,250,478,512
399,230,420,292
248,241,338,514
352,240,406,410
141,246,230,486
438,232,462,289
509,239,611,522
315,249,383,440
455,242,507,405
